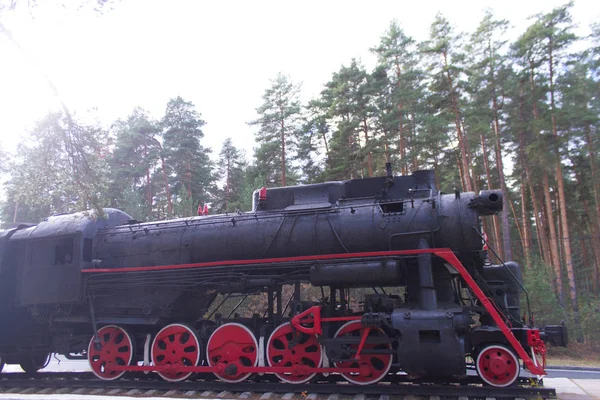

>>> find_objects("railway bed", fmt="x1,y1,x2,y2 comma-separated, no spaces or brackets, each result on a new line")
0,372,556,399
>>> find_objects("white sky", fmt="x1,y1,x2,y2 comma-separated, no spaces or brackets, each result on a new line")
0,0,598,160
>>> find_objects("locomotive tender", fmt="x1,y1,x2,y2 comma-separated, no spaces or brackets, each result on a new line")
0,168,567,387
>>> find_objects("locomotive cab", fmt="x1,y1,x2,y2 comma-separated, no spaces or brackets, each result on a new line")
10,209,132,306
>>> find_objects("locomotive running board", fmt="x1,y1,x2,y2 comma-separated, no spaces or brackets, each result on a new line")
82,247,546,376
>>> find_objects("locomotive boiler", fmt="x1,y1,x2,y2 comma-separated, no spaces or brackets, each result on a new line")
0,168,567,387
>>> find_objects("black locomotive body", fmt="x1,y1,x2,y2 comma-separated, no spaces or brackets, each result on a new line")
0,169,566,386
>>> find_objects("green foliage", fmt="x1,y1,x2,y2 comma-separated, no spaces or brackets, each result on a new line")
522,258,568,325
1,112,109,223
315,59,376,180
249,73,302,187
162,96,215,211
370,22,425,174
523,258,600,345
577,297,600,345
107,107,160,219
117,185,147,222
172,185,194,218
212,138,247,213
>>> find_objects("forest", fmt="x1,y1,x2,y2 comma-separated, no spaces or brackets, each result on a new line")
0,3,599,348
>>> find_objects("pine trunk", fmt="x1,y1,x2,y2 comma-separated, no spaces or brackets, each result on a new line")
555,139,578,321
382,129,390,163
585,125,600,236
480,131,503,260
433,150,440,190
151,139,172,216
444,51,472,192
585,124,600,292
280,117,286,186
462,121,478,194
347,122,355,179
411,113,419,171
529,178,550,265
524,155,550,266
186,160,193,216
488,40,512,260
530,62,563,303
578,226,591,293
225,153,231,212
322,130,330,158
363,119,373,177
492,111,512,260
505,190,523,257
519,177,532,268
399,109,406,175
571,164,600,293
12,199,18,224
395,58,408,175
517,81,538,268
160,155,172,216
576,188,600,293
456,151,466,193
548,37,580,340
144,144,152,213
543,172,564,304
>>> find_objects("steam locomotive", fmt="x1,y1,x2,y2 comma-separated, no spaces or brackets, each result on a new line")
0,168,566,387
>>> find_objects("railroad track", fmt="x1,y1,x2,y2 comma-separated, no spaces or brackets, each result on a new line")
0,373,557,399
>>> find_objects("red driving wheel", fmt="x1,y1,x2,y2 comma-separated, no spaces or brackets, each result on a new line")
333,321,393,385
151,323,201,382
267,322,322,383
87,325,133,381
476,344,520,387
206,323,258,383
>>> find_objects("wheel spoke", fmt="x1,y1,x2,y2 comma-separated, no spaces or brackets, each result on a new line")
88,326,133,381
207,323,258,383
333,321,392,385
266,322,322,384
151,324,201,382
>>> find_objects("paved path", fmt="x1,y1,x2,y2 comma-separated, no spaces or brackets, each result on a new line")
545,378,600,399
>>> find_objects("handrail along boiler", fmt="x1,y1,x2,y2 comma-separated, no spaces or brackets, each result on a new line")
0,167,567,386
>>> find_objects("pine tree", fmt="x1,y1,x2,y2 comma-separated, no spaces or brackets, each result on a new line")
423,14,474,192
513,2,584,340
250,73,302,187
118,185,147,222
162,97,214,217
371,21,422,174
319,60,376,179
107,108,164,220
299,98,330,182
467,11,513,260
582,23,600,263
559,47,600,295
512,17,564,303
539,4,578,326
1,112,109,223
213,138,247,213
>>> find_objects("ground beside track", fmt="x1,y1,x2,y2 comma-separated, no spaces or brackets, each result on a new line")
0,381,597,399
1,356,599,399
